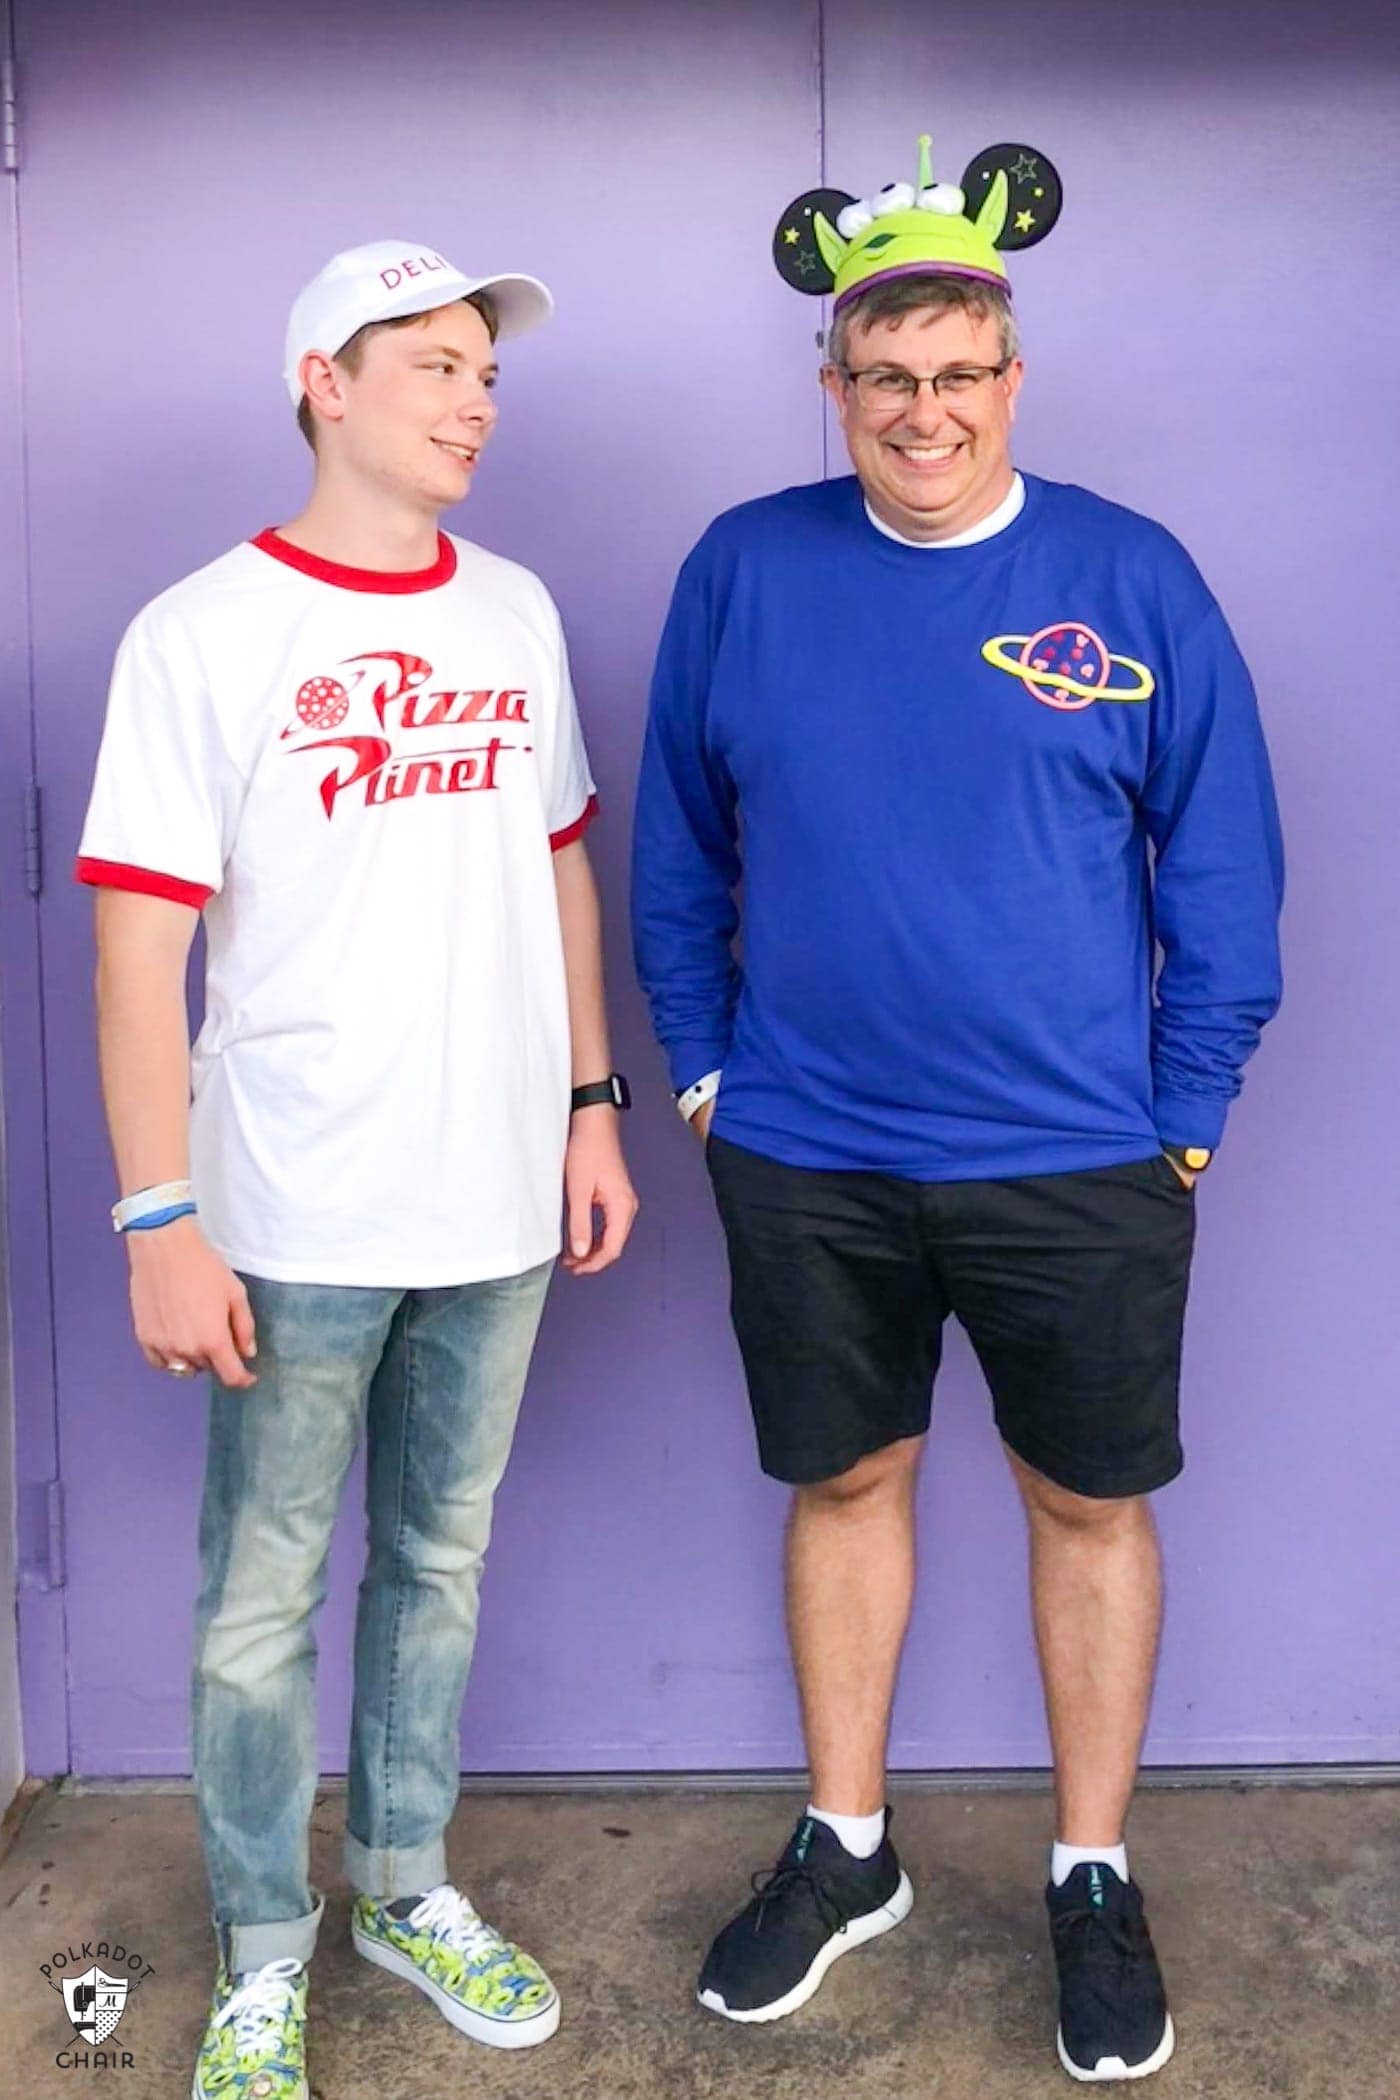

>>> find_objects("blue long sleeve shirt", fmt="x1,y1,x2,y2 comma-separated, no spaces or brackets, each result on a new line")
631,472,1283,1178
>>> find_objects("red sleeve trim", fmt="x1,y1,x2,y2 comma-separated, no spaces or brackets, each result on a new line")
250,527,457,594
550,793,599,852
74,858,214,910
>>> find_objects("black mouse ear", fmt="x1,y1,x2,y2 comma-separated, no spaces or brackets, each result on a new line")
773,188,857,293
960,144,1062,250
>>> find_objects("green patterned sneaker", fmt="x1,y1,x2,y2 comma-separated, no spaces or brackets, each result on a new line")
191,1956,308,2100
352,1882,559,2048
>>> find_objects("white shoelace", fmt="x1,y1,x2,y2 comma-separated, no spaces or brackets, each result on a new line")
214,1957,303,2055
403,1884,505,1968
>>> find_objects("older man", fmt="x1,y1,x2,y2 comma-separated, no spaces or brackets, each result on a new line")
632,137,1282,2080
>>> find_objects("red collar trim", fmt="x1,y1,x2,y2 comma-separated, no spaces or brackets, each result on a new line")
251,528,457,593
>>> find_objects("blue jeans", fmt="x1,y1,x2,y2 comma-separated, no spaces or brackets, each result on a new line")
190,1260,553,1973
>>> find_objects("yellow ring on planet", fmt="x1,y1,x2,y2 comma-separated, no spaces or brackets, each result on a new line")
981,636,1155,703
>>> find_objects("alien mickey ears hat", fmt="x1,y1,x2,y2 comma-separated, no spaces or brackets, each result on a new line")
773,135,1062,308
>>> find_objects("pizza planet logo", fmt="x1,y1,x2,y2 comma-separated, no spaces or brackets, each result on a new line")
40,1935,155,2070
294,674,350,731
281,647,533,819
981,621,1155,710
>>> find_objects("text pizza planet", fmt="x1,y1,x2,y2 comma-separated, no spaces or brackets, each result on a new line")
283,651,531,821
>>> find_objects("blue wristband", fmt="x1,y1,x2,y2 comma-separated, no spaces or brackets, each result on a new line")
121,1202,198,1233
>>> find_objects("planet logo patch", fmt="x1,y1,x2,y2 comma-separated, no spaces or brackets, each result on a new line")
981,622,1155,711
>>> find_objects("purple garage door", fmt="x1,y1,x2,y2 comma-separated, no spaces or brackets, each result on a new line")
6,0,1399,1778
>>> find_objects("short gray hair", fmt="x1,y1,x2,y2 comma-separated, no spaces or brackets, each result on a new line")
826,274,1019,371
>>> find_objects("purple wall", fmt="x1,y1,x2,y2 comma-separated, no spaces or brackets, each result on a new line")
5,0,1398,1776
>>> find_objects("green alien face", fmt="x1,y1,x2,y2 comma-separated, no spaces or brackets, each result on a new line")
817,186,1009,303
772,135,1062,309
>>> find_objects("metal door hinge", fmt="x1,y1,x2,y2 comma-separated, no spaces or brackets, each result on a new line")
19,1479,65,1591
2,55,17,176
23,779,42,895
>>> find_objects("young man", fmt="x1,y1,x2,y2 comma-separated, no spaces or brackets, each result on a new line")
78,241,637,2098
632,140,1283,2080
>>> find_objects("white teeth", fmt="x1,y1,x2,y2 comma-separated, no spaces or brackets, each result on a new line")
899,444,958,461
435,441,476,462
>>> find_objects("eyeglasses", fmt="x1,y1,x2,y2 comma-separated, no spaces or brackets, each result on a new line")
837,361,1011,409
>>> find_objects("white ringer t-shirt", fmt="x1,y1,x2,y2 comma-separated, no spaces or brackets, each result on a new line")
77,527,598,1288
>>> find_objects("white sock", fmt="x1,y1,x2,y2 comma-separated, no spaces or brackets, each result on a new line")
1051,1839,1129,1887
806,1803,886,1860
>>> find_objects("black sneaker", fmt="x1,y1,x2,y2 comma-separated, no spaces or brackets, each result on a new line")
697,1811,912,2023
1047,1862,1175,2082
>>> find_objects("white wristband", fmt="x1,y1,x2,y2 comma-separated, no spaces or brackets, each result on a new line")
111,1180,195,1232
676,1070,722,1123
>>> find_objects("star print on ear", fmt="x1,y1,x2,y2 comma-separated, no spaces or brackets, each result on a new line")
960,143,1063,250
772,187,858,293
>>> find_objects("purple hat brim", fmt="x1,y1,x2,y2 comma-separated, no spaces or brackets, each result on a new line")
832,260,1011,312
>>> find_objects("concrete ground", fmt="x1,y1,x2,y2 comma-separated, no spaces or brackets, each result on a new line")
3,1782,1398,2099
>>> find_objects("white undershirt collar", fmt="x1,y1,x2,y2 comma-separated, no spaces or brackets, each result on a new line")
864,471,1025,549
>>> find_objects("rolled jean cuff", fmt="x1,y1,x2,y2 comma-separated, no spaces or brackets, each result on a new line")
343,1826,448,1903
221,1891,324,1974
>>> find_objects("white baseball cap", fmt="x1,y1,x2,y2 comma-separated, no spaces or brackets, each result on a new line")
283,240,554,406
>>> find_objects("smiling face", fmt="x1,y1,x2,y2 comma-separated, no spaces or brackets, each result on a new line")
299,298,499,514
822,299,1023,543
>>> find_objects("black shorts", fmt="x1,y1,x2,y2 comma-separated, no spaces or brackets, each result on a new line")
705,1136,1197,1498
